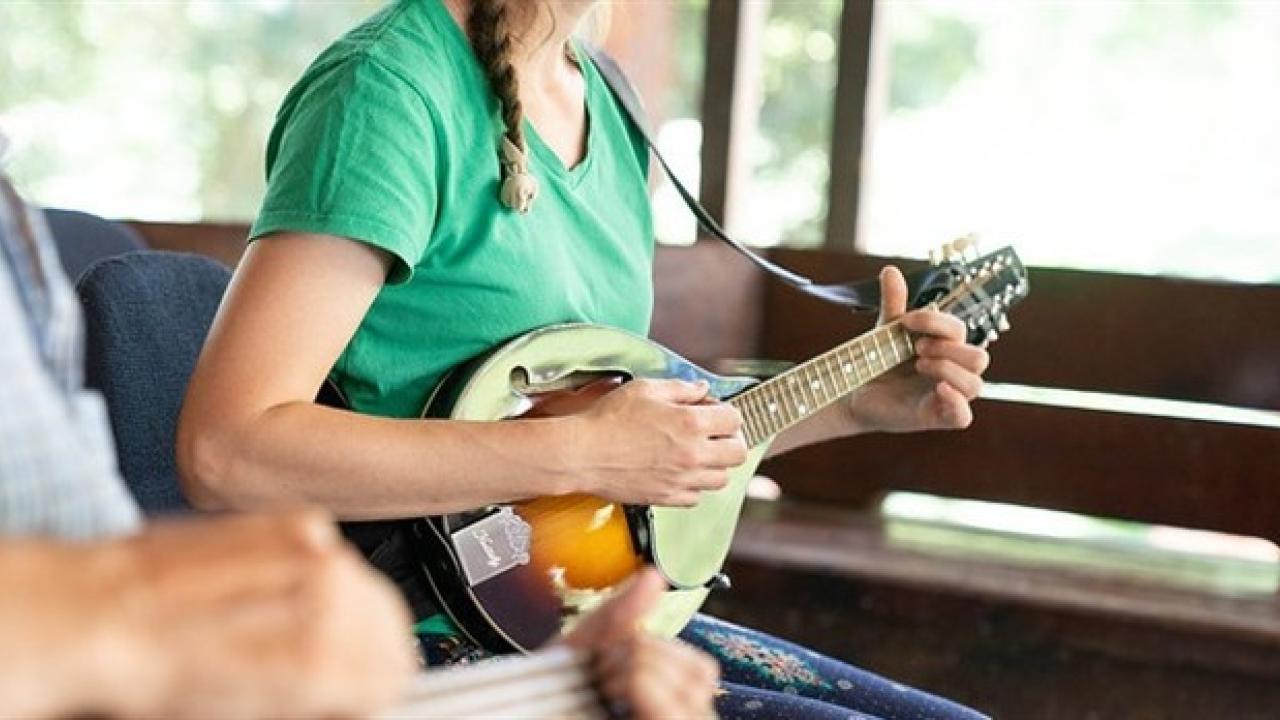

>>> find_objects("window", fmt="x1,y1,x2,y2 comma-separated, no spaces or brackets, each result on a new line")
652,0,843,248
860,0,1280,282
1,0,709,229
1,0,380,221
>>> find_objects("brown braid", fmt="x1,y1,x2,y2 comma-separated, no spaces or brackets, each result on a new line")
469,0,524,150
468,0,539,212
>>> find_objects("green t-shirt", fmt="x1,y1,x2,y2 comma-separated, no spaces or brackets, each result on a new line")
251,0,654,419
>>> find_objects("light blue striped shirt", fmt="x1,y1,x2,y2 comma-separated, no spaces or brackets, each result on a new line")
0,154,141,538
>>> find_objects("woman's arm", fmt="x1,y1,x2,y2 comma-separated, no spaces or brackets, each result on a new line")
178,233,746,519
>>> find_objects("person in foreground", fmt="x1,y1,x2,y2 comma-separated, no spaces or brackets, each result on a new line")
178,1,991,718
0,145,717,719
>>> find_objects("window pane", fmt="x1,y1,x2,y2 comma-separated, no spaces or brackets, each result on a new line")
860,0,1280,283
1,0,379,221
615,0,708,246
652,0,840,248
743,0,841,248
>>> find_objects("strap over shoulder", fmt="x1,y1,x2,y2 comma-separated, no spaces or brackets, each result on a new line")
584,45,955,314
583,45,885,311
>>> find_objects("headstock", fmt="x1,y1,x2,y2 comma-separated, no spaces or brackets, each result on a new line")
920,235,1029,346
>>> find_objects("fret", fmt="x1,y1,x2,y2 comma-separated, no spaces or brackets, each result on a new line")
756,391,776,441
767,381,793,429
785,373,809,418
841,344,863,386
735,394,758,446
896,324,916,362
884,327,902,364
803,362,828,407
778,380,799,427
797,365,818,414
757,386,781,438
853,337,872,380
745,392,769,443
818,354,843,398
747,386,768,438
868,332,885,374
833,351,852,393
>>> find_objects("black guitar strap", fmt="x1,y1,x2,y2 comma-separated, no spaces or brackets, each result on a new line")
585,45,891,313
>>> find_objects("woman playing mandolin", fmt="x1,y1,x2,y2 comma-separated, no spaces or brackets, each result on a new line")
178,1,991,718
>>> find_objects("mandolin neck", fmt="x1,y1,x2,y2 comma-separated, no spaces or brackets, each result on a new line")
729,321,916,447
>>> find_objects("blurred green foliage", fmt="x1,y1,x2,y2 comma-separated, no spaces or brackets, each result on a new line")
889,13,978,111
0,0,378,220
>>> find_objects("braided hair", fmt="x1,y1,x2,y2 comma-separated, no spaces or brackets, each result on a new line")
468,0,540,213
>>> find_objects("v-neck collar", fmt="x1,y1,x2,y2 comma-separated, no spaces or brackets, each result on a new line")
427,0,598,185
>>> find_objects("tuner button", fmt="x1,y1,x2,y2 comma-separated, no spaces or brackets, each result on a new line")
951,235,971,254
997,316,1011,332
929,247,943,266
986,329,999,343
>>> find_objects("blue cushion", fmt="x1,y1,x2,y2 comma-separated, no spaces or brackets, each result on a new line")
44,208,145,284
77,251,230,514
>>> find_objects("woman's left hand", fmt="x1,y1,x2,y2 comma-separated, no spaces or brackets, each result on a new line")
844,266,990,435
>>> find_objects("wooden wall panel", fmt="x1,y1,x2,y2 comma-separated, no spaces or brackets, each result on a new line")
128,221,247,268
130,221,763,366
763,248,1280,411
650,240,764,365
761,399,1280,542
825,0,876,250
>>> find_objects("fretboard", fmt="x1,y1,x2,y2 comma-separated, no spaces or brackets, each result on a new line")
730,322,915,447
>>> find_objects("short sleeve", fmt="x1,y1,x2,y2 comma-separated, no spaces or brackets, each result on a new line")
251,54,438,284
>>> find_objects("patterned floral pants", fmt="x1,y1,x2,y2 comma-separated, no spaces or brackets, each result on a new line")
680,615,989,720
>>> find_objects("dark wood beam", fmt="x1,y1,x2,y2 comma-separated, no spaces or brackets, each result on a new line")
698,0,765,234
761,247,1280,410
824,0,877,251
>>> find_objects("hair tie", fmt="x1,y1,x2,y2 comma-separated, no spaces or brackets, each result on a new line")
499,136,539,213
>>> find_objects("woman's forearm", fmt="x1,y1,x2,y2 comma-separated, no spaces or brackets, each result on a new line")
180,401,585,519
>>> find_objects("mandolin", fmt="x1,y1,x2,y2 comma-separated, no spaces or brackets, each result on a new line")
379,241,1030,654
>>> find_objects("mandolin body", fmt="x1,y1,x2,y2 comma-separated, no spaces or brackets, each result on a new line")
410,323,768,654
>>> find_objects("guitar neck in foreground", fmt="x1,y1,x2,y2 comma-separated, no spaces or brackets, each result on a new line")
383,646,604,719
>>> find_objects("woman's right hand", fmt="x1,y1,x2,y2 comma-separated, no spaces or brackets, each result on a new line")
570,379,747,507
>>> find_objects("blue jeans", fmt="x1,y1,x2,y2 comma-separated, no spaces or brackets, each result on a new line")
679,615,989,720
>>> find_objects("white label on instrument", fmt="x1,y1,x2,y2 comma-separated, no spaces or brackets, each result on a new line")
452,507,532,588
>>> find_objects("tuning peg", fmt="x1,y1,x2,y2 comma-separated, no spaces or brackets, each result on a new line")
996,315,1011,332
929,246,944,266
951,232,981,259
985,328,999,343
